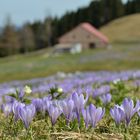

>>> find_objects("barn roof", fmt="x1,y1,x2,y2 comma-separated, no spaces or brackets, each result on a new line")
80,22,109,43
59,22,109,44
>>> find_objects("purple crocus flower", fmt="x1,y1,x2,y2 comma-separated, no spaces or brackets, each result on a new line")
110,105,125,125
89,104,105,128
12,101,25,122
18,90,25,101
72,92,88,124
5,96,16,103
100,93,112,105
121,98,140,125
82,106,91,128
93,85,110,98
61,99,74,124
2,103,13,117
32,98,43,112
19,104,36,129
48,104,62,126
42,97,52,115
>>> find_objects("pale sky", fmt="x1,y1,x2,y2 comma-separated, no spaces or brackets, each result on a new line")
0,0,91,27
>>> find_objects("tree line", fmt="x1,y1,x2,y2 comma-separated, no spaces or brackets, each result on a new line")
0,0,140,57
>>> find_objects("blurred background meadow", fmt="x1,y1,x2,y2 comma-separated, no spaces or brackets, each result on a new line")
0,0,139,83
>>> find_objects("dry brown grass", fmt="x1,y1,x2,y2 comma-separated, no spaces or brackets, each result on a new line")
100,14,140,43
50,132,123,140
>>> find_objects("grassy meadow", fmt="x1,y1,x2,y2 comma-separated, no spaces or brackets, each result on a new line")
0,43,140,83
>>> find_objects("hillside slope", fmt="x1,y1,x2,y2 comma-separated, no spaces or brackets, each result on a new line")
100,14,140,43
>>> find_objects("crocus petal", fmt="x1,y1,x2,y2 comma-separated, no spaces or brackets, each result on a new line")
2,103,13,117
48,105,61,125
110,105,125,125
89,104,104,127
82,107,90,128
19,104,35,129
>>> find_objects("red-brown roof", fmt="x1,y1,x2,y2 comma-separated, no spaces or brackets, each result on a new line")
80,22,109,43
59,22,109,44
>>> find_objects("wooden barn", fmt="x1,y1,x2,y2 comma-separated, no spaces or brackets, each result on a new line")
58,22,109,49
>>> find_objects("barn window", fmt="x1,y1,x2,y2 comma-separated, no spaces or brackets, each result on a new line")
89,43,96,49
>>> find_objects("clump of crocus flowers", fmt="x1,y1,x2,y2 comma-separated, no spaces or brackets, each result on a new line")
0,87,106,129
110,98,140,126
2,100,36,129
1,85,140,131
100,93,112,105
82,104,105,128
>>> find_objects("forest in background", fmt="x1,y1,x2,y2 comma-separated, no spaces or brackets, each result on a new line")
0,0,140,57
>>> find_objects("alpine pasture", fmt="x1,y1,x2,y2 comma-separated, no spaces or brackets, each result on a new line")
0,43,140,83
0,13,140,139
